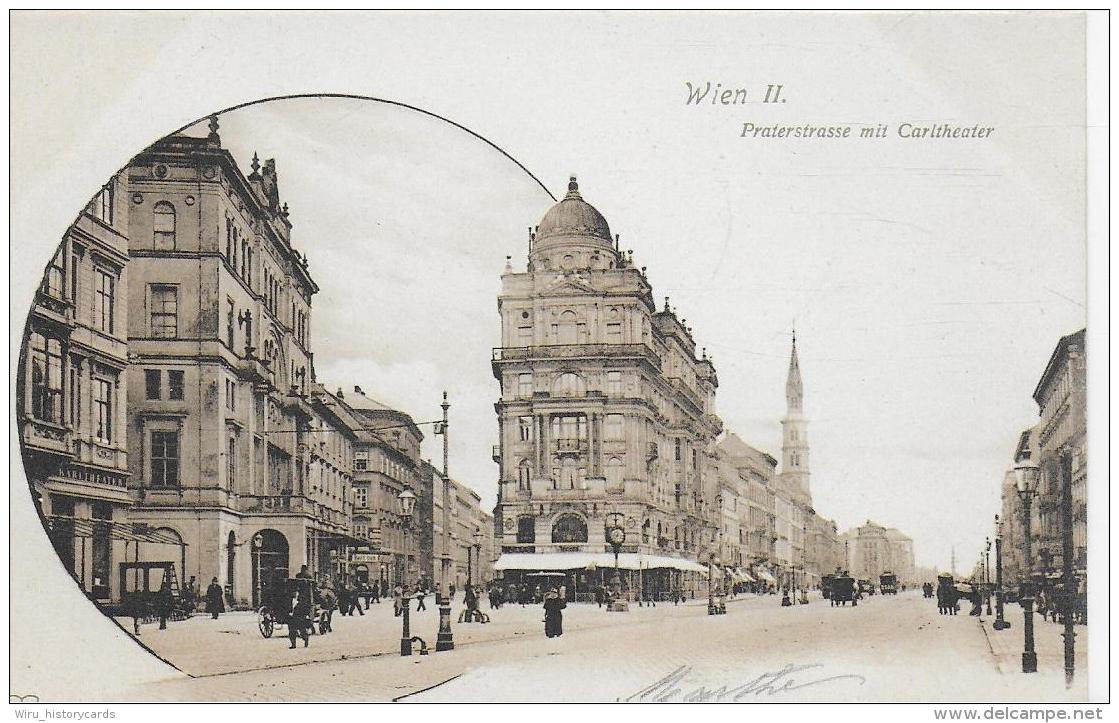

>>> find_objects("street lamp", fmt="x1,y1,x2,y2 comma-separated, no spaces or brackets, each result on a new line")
253,533,263,608
472,527,483,588
397,488,416,657
434,391,454,652
993,514,1010,630
1014,459,1040,674
605,512,627,611
985,537,993,616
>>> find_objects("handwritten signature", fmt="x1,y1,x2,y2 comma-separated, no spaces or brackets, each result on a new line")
623,663,866,702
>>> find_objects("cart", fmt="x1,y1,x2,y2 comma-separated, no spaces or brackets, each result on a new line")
879,572,898,595
829,575,858,606
257,577,326,638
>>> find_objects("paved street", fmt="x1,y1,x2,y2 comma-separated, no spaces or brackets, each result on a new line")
109,591,1087,702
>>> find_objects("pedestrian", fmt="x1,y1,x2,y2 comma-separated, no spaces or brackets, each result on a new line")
371,581,381,604
449,583,457,601
206,577,225,620
288,590,312,648
415,587,427,612
543,587,566,638
781,589,793,607
183,576,198,613
393,584,404,617
319,584,337,633
348,581,365,616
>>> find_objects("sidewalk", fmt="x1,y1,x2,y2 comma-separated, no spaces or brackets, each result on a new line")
978,605,1088,692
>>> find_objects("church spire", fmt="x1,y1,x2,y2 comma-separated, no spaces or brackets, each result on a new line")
786,327,803,413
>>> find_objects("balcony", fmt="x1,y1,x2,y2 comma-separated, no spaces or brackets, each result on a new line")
555,438,587,454
667,377,704,414
236,355,273,385
21,417,71,457
493,343,661,369
492,445,501,463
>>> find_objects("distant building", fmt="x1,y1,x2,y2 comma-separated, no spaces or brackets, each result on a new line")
343,385,425,591
842,520,916,584
1031,329,1086,575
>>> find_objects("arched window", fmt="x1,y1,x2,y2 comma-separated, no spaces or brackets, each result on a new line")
517,459,532,490
153,202,176,250
605,456,624,489
553,372,585,397
557,310,578,344
516,516,536,544
552,514,588,544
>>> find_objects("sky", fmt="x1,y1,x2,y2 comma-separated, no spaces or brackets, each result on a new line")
18,12,1088,574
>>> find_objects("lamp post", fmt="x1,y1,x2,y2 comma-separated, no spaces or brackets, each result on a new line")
434,391,454,652
1014,459,1040,673
985,537,993,616
252,533,263,609
707,551,717,615
472,527,483,589
993,515,1010,630
605,512,627,611
397,489,416,656
1058,449,1076,689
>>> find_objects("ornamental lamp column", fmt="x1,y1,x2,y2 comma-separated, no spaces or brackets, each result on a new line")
993,514,1010,630
397,489,416,656
1014,459,1040,674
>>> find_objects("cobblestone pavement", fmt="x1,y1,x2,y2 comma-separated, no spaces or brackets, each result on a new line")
115,591,1088,702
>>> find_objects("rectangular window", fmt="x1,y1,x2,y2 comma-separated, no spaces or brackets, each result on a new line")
150,431,180,487
144,369,161,400
29,333,63,423
70,254,79,303
675,438,683,462
227,434,237,488
93,378,113,443
226,298,235,349
354,451,369,471
606,370,622,396
518,326,532,344
517,373,533,398
226,379,236,412
517,416,533,442
45,255,65,299
168,370,185,400
606,322,622,342
551,414,587,441
94,269,115,333
355,486,368,508
69,363,80,425
150,285,178,338
605,413,624,441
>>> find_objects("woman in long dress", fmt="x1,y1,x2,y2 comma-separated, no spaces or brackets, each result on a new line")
543,587,566,638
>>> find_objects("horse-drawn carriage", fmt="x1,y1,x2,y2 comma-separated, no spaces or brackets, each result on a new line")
879,572,898,595
828,575,858,606
821,574,836,599
857,579,875,597
257,577,330,638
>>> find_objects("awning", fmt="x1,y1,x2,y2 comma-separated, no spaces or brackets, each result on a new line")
732,568,756,583
493,552,708,574
47,517,187,545
754,568,776,584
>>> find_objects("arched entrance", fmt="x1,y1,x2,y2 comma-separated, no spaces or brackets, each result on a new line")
250,528,289,607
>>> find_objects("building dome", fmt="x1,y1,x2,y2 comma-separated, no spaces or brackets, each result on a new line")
536,176,612,244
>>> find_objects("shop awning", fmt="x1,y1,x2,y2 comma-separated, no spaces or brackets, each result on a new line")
493,552,708,574
754,568,776,584
47,517,188,545
732,568,755,583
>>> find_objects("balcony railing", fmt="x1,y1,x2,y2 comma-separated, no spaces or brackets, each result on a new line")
555,438,588,453
493,343,661,367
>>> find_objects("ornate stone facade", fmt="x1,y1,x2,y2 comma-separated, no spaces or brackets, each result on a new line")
492,178,722,599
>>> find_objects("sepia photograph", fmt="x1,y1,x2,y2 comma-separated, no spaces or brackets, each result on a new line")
7,10,1107,712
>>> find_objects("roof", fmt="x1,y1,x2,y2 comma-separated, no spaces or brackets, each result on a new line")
535,177,612,245
1032,328,1085,404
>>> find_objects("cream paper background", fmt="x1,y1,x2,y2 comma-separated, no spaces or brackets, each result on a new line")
8,11,1108,702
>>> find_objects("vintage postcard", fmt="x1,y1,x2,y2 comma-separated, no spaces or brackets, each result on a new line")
7,10,1106,712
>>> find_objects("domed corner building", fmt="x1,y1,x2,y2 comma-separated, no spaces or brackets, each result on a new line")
491,176,724,604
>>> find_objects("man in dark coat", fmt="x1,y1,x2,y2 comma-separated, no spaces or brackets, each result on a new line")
206,577,225,620
543,587,566,638
288,590,312,648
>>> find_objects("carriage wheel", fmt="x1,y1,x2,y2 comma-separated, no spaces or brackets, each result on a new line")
258,607,275,638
